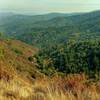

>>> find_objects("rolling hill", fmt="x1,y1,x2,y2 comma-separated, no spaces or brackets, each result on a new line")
0,10,100,48
0,12,76,34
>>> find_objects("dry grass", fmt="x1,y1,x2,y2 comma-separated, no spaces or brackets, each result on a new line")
32,75,100,100
0,78,33,100
0,61,34,100
1,68,100,100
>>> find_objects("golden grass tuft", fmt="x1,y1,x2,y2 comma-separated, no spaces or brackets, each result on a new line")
32,75,100,100
1,40,100,100
1,64,100,100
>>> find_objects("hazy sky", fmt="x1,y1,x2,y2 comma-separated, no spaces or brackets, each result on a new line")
0,0,100,14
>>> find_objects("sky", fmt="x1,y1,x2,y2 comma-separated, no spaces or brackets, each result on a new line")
0,0,100,14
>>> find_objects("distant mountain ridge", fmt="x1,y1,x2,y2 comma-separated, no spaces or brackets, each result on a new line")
0,10,100,47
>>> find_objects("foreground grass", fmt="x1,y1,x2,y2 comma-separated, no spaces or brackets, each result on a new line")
1,68,100,100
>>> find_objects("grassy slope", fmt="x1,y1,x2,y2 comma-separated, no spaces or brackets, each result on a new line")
0,39,41,99
1,66,100,100
0,39,42,80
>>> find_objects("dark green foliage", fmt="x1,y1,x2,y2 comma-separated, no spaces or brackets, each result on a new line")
35,39,100,77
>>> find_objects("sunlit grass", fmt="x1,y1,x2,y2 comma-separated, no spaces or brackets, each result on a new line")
1,66,100,100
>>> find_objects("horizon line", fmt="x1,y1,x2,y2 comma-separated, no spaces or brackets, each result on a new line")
0,9,100,16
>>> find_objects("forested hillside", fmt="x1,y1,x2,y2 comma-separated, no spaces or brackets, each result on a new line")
35,39,100,78
0,11,100,48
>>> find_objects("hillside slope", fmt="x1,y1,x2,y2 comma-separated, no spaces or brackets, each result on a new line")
0,39,42,81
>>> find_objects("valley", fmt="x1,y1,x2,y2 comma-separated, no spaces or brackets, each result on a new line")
0,10,100,100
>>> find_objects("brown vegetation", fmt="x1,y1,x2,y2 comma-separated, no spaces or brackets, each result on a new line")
1,66,100,100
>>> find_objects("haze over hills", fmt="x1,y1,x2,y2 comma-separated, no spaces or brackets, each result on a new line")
0,12,78,26
0,12,79,36
0,10,100,47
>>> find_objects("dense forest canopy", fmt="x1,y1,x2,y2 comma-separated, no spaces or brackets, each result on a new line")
34,39,100,77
